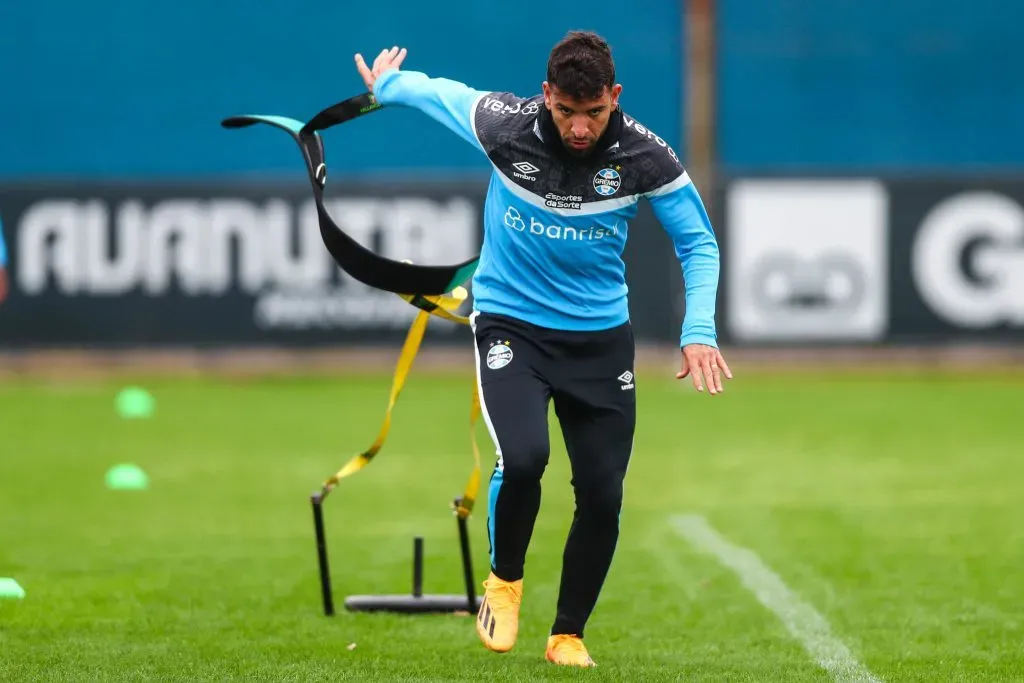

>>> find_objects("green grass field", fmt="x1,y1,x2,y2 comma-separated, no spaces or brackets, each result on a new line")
2,367,1022,681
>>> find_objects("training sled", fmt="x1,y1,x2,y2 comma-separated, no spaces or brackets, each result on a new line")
301,291,483,618
311,494,482,616
223,92,485,618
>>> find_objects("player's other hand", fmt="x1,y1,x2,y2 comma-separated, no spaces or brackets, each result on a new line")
677,344,732,396
354,46,407,92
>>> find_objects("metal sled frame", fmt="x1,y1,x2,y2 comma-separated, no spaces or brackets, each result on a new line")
311,493,482,615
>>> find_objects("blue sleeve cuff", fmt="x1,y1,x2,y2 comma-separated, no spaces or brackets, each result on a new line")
680,333,718,349
371,69,400,100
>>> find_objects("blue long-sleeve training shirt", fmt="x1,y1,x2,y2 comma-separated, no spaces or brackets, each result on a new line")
373,69,720,348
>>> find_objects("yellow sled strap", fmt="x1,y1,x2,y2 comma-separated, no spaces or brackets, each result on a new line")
317,307,431,497
317,285,481,519
454,384,483,520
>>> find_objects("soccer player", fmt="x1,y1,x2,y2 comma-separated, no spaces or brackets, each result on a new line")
355,31,731,667
0,217,8,305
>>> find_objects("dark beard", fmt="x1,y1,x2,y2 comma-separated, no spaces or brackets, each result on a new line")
562,140,595,158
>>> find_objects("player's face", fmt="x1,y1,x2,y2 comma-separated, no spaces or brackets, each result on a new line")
543,83,622,157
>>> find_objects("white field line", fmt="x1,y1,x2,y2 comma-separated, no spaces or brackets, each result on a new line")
671,514,882,683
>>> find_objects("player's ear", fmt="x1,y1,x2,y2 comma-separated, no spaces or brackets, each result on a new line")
610,83,622,109
542,81,552,108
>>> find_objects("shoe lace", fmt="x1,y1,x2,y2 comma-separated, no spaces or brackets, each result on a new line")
550,634,589,657
484,578,522,608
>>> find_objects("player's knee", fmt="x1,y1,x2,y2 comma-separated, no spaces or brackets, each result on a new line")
499,441,549,481
575,477,624,517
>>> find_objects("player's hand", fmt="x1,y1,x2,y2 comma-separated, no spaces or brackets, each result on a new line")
354,46,408,92
677,344,732,396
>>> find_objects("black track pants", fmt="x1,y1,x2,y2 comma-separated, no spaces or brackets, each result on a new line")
471,311,636,637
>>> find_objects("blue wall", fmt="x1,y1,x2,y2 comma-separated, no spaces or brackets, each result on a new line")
0,1,682,179
6,1,1022,178
717,0,1024,171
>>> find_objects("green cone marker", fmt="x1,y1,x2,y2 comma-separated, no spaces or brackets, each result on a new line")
0,578,25,599
115,387,155,419
105,464,149,490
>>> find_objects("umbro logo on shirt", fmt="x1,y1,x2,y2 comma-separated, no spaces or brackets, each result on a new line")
512,161,540,182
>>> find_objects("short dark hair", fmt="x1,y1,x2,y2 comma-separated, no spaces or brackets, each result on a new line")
546,31,616,101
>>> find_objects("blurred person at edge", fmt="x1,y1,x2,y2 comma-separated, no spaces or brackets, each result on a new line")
0,217,8,304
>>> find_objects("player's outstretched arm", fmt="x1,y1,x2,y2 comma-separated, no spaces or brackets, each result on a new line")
647,171,733,396
355,46,489,154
